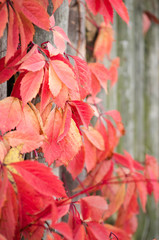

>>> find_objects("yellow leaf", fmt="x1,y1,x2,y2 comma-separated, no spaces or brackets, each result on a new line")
4,145,23,165
4,145,24,192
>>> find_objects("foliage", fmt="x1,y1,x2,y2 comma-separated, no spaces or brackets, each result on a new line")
0,0,158,239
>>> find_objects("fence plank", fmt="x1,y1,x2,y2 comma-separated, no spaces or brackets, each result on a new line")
115,0,136,156
0,29,7,100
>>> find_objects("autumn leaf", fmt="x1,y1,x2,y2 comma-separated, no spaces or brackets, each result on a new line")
89,63,109,94
0,97,22,135
4,131,44,153
94,22,114,61
0,4,8,38
86,0,129,24
3,145,23,165
20,0,50,30
19,50,45,72
103,183,125,219
11,160,66,198
87,222,110,240
81,196,108,221
67,146,85,179
81,126,105,151
20,69,44,106
0,182,17,240
69,100,94,128
5,5,19,63
57,119,82,166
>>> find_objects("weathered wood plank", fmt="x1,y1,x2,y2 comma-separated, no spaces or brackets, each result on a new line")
133,0,145,162
115,0,135,156
0,28,7,100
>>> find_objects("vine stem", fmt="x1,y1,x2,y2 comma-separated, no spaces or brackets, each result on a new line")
59,176,158,206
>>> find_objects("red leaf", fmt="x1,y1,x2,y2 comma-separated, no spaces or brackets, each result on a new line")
0,5,8,38
81,196,108,221
0,183,16,240
42,108,62,164
58,104,72,142
103,183,125,219
19,51,45,72
143,13,151,34
0,168,8,210
6,6,19,63
109,0,129,24
109,57,120,87
81,126,105,151
134,172,147,212
0,97,22,135
54,222,73,240
87,222,110,240
11,160,66,198
17,102,42,135
52,0,64,13
113,153,133,170
85,0,101,15
49,62,62,97
89,63,109,94
53,26,71,53
57,118,82,166
69,101,94,128
17,11,35,53
70,56,91,99
4,130,44,153
0,234,7,240
51,60,78,91
67,146,85,179
21,0,50,30
53,84,69,109
40,68,52,112
73,225,85,240
94,23,114,61
83,132,96,172
145,155,159,202
104,224,131,240
12,173,51,229
20,69,44,106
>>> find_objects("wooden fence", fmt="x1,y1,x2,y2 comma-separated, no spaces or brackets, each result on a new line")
105,1,159,239
0,0,158,239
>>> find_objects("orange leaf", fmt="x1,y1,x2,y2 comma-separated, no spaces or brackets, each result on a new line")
0,97,22,135
103,183,125,219
57,119,82,166
52,0,64,13
51,60,77,91
4,130,44,153
58,104,72,142
20,69,44,106
17,103,42,135
94,23,114,61
49,62,62,97
81,126,105,151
